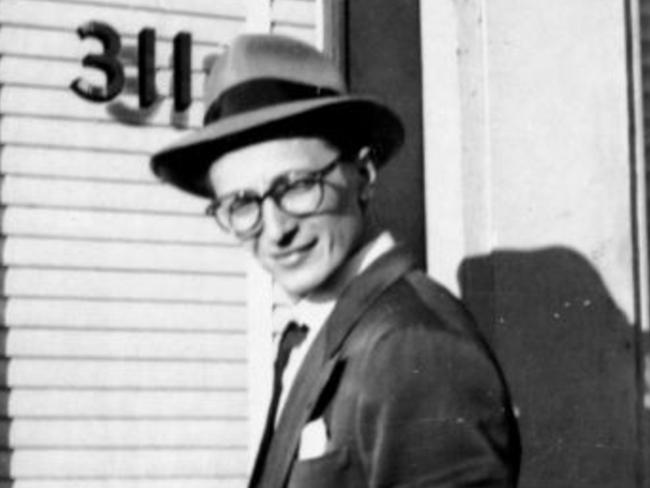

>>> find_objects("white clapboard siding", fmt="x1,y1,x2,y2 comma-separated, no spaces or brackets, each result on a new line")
272,0,315,26
5,298,245,331
4,268,245,303
0,145,157,182
1,207,233,245
0,0,258,485
0,0,243,42
0,56,208,99
0,116,192,154
11,419,246,447
11,449,247,477
0,26,223,69
1,175,205,215
0,56,99,88
0,85,205,128
8,359,247,389
58,0,245,17
2,236,245,274
6,329,246,361
9,389,246,418
271,0,317,44
15,481,245,488
14,481,244,488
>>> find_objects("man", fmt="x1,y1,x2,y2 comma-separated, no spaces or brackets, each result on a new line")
151,34,520,488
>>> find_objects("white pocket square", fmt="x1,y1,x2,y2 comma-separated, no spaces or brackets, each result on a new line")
298,418,329,460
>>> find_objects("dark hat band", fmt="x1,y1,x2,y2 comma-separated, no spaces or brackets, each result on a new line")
203,79,340,126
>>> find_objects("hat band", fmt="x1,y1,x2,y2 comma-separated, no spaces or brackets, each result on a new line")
203,79,340,125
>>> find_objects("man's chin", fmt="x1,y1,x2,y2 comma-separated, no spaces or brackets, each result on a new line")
275,270,329,301
278,280,317,301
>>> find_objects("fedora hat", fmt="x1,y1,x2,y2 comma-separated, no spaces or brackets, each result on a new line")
150,34,404,198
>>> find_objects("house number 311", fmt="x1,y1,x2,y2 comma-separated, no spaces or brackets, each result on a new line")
70,21,192,112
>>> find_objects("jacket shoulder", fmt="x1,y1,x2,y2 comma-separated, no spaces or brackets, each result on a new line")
344,268,509,401
360,268,482,342
346,268,512,419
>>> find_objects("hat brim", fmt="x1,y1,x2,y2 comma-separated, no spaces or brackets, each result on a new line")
150,95,404,198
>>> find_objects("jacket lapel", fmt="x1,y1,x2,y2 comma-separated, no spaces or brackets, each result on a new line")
253,248,417,488
261,334,338,488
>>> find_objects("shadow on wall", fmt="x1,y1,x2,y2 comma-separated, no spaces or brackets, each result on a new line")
459,247,647,488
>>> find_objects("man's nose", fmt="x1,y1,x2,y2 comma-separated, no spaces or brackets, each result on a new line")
260,198,298,245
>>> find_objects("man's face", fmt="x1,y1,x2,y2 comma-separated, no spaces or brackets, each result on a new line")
208,137,368,299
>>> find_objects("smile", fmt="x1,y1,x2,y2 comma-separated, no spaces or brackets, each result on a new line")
271,240,318,267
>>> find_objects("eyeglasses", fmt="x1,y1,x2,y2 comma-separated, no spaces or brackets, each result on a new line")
206,157,342,238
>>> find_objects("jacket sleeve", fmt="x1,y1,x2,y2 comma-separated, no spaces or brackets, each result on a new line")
353,323,519,488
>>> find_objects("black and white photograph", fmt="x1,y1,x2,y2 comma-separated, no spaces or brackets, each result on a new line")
0,0,647,487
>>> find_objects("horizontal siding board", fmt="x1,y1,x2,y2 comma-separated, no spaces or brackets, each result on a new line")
1,174,205,215
0,26,100,60
0,56,208,99
6,329,244,361
0,0,244,43
0,116,192,155
0,86,204,128
14,480,245,488
8,359,247,389
9,389,247,418
272,0,315,26
55,0,246,17
3,237,246,274
6,329,246,361
10,419,246,448
11,449,247,477
4,268,246,303
0,146,157,182
6,298,245,331
0,26,222,68
2,207,233,246
0,56,88,88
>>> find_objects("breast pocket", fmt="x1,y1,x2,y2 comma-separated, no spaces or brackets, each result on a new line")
288,448,358,488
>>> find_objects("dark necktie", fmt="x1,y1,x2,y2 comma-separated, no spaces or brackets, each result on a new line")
250,320,309,487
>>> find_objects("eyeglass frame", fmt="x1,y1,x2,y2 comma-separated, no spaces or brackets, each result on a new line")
205,154,347,238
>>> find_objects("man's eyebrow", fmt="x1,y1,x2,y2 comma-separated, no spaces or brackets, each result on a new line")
215,170,295,202
215,158,337,202
214,187,256,202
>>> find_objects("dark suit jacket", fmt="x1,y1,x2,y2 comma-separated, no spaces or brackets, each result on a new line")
250,248,521,488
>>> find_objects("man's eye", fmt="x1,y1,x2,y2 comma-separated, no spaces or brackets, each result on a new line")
229,196,258,212
286,177,318,192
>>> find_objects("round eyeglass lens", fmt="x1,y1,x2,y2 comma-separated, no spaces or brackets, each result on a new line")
228,200,261,233
280,179,323,215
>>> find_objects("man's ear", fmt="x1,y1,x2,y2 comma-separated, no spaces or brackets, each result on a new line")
357,147,377,203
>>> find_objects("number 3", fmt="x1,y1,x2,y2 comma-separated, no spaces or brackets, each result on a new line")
70,21,125,102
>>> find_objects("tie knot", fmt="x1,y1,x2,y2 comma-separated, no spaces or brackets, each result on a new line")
275,321,309,373
281,320,309,349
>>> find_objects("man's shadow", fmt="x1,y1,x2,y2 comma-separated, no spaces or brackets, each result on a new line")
459,247,648,488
